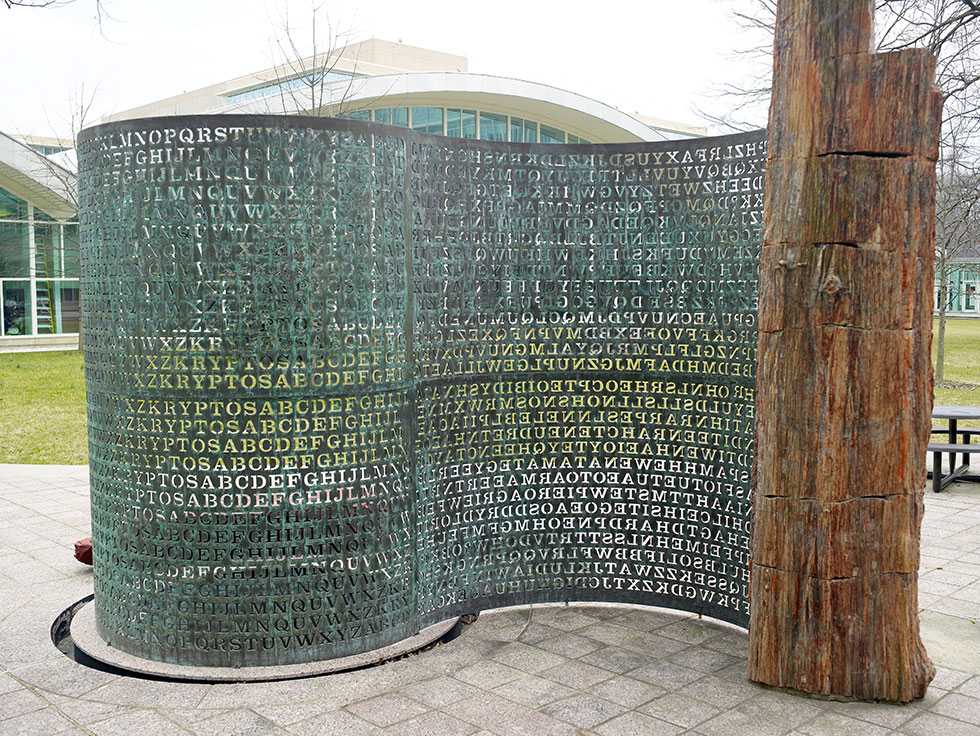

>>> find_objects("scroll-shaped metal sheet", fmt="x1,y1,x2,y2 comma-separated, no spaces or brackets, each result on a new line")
78,115,765,668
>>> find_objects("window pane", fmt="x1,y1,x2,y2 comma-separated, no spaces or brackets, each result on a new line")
0,222,30,277
447,109,477,139
447,109,460,137
341,109,371,121
225,70,357,104
374,107,409,127
2,281,32,336
63,224,80,278
411,106,444,135
540,125,566,144
56,282,81,333
479,112,508,141
35,280,53,334
966,282,978,312
0,187,28,220
34,224,57,277
510,118,537,143
461,110,476,139
35,280,80,334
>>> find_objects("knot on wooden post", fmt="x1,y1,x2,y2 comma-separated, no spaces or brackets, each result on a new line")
820,274,843,295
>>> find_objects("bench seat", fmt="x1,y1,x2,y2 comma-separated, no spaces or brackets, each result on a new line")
928,443,980,492
928,443,980,453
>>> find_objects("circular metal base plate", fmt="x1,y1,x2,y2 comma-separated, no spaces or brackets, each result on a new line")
70,601,458,682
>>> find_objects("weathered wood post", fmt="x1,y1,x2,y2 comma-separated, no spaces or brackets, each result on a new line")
749,0,942,702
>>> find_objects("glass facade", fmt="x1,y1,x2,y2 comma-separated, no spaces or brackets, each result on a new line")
478,112,508,141
0,222,30,277
0,186,79,337
225,70,359,104
540,125,566,144
510,117,539,144
447,109,477,139
0,188,28,220
936,265,980,313
340,106,589,144
373,106,409,127
2,281,31,336
411,106,444,135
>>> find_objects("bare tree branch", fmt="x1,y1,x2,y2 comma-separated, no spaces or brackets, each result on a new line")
3,0,113,33
263,2,374,117
712,0,980,382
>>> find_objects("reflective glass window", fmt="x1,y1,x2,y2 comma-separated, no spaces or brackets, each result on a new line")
226,71,357,103
2,280,31,335
34,224,57,277
341,110,371,121
374,107,409,127
540,125,566,144
479,112,508,142
447,109,477,139
510,117,538,143
55,282,81,334
567,134,591,144
32,280,80,334
35,280,53,334
31,144,69,155
411,107,444,135
0,222,30,277
0,187,28,220
62,225,80,278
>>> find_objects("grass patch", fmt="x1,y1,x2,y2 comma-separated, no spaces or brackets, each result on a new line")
0,319,978,465
933,317,980,417
0,350,87,465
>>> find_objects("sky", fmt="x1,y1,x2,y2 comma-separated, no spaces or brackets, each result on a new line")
0,0,769,140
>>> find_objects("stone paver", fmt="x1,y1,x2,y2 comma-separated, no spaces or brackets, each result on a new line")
0,464,978,735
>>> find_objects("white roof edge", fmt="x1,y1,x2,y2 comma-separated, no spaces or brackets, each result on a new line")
0,130,77,218
214,71,700,142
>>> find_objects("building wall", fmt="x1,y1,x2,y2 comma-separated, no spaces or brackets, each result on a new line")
938,262,980,315
0,186,80,345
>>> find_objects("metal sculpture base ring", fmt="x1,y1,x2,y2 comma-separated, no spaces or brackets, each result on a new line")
70,601,459,682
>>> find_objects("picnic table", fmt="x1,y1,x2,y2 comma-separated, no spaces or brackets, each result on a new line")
929,405,980,492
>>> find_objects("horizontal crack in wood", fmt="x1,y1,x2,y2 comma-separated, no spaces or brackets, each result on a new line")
817,150,910,159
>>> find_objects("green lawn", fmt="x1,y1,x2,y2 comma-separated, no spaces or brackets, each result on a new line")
1,319,979,465
0,350,87,465
933,317,980,407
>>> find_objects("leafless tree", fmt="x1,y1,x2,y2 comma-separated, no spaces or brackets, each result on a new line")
3,0,109,30
27,84,97,349
262,2,374,118
935,126,980,381
32,84,97,210
710,0,980,382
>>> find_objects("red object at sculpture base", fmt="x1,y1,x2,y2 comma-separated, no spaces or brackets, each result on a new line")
74,538,93,566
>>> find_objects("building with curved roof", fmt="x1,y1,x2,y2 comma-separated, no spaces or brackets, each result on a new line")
104,38,707,144
2,37,707,351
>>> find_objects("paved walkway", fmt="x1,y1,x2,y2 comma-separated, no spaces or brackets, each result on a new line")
0,464,978,736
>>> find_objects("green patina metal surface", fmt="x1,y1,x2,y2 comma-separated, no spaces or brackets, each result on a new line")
78,115,765,668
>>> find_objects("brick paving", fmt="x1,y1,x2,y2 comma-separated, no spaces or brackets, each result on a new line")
1,464,978,736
